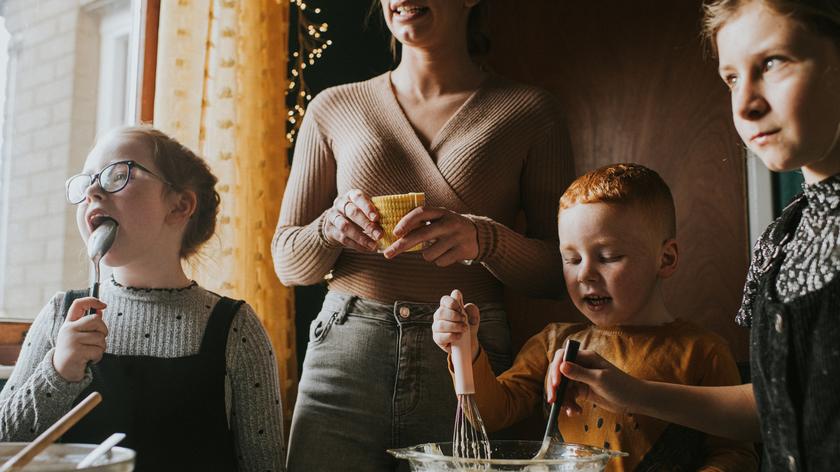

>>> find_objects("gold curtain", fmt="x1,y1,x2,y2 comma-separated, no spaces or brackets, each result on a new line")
153,0,297,430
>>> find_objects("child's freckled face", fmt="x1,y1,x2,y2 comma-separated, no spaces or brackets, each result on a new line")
75,134,172,267
716,1,840,181
558,203,664,327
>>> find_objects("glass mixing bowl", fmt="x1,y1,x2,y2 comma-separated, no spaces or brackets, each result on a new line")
389,440,626,471
0,443,135,471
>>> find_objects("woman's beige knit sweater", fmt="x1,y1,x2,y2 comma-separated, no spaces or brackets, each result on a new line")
272,71,573,303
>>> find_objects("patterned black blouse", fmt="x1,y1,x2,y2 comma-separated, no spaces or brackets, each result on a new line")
737,172,840,471
736,173,840,326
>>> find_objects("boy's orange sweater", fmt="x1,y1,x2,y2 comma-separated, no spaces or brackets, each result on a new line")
469,319,758,472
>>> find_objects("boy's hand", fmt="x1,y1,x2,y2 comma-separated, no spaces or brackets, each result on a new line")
546,349,642,416
53,297,108,383
432,289,481,360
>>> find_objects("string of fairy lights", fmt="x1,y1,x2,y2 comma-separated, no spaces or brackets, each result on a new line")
286,0,332,144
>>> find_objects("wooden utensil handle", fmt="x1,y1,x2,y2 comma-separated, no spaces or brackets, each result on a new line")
0,392,102,471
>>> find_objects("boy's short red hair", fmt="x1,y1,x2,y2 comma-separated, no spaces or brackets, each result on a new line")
559,163,676,239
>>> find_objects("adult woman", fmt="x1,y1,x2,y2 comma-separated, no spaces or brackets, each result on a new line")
273,1,572,469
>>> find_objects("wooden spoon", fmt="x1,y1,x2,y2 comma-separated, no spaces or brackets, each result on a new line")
0,392,102,471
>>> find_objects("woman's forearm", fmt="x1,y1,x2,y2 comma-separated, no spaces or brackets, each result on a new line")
634,381,761,442
272,211,342,286
470,216,564,298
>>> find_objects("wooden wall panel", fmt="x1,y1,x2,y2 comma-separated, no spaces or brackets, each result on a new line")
0,321,31,366
487,1,751,364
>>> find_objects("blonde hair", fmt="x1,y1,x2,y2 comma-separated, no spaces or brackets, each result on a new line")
702,0,840,56
559,163,676,239
114,126,220,259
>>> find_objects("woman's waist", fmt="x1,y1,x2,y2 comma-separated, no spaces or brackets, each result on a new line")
328,252,504,304
322,290,506,324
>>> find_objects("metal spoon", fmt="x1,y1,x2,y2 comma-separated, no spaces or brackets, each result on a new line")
86,217,118,315
76,432,125,469
533,339,581,460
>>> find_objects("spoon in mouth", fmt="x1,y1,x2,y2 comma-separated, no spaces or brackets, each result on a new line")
86,217,119,315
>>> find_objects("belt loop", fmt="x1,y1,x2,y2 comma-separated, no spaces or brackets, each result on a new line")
336,295,355,324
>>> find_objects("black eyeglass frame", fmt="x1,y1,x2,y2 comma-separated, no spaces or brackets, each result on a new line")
65,160,173,205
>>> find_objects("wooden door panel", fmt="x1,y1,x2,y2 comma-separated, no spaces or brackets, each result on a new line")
487,0,750,362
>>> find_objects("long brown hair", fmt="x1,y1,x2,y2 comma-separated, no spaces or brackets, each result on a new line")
702,0,840,56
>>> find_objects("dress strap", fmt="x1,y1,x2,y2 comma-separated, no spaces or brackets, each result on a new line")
60,289,89,320
199,297,244,357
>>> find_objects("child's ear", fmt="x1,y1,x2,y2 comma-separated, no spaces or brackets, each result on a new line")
167,189,197,224
658,238,679,279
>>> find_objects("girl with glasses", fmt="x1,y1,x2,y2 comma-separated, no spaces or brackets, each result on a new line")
0,126,286,472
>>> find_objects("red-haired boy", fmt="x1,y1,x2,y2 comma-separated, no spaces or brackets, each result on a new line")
433,163,757,471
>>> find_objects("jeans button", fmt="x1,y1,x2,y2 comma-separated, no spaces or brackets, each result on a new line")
399,306,410,319
774,313,784,334
787,455,796,471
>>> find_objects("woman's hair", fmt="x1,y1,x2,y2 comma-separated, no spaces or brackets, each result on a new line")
702,0,840,56
114,125,220,259
368,1,490,59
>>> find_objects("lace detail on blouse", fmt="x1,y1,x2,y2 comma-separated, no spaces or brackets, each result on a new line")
736,174,840,326
776,175,840,301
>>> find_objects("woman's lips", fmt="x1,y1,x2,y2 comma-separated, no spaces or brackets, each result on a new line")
392,5,429,22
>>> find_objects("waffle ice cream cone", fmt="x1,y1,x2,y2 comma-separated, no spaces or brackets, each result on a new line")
371,192,425,252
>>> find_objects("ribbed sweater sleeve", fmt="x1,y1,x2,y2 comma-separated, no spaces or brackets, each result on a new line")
469,99,572,296
228,304,287,472
0,294,91,441
272,96,341,286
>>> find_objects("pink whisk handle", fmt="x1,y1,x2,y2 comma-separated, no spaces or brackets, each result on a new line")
451,324,475,395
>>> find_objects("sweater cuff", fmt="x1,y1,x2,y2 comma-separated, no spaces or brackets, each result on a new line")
464,215,498,262
39,349,92,400
316,210,342,250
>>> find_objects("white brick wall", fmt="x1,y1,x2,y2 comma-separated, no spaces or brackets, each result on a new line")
0,0,101,318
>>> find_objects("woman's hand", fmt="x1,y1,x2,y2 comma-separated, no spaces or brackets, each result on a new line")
324,189,384,252
383,207,479,266
53,298,108,383
432,289,480,360
545,349,645,416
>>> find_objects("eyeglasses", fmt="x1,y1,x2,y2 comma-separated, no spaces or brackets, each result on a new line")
66,160,173,204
